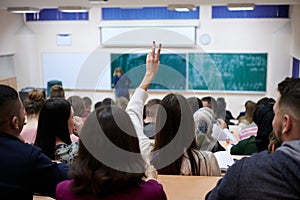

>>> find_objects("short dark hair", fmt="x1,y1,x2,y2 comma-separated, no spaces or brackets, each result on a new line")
82,96,92,108
0,85,20,127
201,96,217,114
70,105,144,197
277,77,300,118
50,85,65,98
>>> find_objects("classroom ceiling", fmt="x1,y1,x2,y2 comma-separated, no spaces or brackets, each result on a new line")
0,0,300,10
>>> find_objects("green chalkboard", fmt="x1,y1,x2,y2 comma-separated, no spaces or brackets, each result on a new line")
111,53,187,90
111,53,267,92
188,53,267,92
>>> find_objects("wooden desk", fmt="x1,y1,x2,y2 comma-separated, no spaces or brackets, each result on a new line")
158,175,222,200
33,195,54,200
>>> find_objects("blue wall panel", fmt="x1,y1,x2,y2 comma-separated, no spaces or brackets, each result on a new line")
102,6,199,20
292,57,300,78
212,5,289,18
26,8,89,21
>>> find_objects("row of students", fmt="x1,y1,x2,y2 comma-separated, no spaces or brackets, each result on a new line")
1,42,299,199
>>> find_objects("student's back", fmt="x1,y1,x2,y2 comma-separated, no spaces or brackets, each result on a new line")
206,77,300,200
0,134,69,199
152,93,221,176
0,84,69,199
207,143,300,199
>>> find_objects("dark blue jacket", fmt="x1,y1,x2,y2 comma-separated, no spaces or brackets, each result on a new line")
206,140,300,200
0,132,69,199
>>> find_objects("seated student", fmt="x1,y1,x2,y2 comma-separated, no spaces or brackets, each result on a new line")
115,96,129,110
238,121,258,141
194,107,225,153
123,43,220,176
50,84,65,99
187,96,203,114
238,100,256,128
102,97,115,106
205,77,300,199
0,85,69,199
94,101,102,110
201,96,217,114
151,93,221,176
67,95,85,118
56,42,167,200
230,98,275,155
143,98,161,139
20,89,45,144
82,96,92,119
67,95,85,141
253,97,275,152
34,98,79,165
216,97,235,125
202,96,236,143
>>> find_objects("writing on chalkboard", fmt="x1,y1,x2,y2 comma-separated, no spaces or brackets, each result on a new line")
188,53,267,92
111,53,267,92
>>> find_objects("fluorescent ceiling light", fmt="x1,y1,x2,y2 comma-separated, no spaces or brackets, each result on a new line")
168,4,196,12
227,3,255,11
7,7,40,14
58,6,90,13
89,0,108,4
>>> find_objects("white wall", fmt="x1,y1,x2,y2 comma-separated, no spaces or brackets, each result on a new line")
0,10,23,55
5,6,298,116
290,5,300,60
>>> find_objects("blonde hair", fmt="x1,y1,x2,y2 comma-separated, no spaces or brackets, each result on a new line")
113,67,123,77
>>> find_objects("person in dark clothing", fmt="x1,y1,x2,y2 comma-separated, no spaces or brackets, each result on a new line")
205,77,300,200
0,85,69,199
112,67,131,101
253,97,275,152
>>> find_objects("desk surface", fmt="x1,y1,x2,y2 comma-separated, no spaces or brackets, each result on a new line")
158,175,222,200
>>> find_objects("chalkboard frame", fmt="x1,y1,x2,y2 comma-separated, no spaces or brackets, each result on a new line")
188,53,268,92
110,52,267,93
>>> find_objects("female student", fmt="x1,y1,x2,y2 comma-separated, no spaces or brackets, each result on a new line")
20,89,45,144
151,94,221,176
112,67,131,100
124,42,220,176
55,42,166,200
34,98,79,165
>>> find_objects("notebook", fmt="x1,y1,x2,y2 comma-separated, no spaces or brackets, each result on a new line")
213,151,235,172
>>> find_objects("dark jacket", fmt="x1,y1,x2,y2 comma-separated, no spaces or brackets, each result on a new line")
0,132,69,200
206,140,300,200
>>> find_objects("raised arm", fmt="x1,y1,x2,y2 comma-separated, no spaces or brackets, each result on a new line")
126,42,161,162
139,41,161,90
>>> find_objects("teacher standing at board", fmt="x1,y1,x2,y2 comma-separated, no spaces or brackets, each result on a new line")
112,67,131,101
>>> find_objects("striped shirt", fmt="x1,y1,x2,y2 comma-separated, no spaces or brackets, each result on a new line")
239,122,258,141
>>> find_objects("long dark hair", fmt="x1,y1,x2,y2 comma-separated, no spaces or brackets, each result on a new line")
34,98,72,160
70,105,144,197
153,93,200,175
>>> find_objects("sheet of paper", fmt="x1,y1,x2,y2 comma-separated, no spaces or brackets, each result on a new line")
214,151,235,171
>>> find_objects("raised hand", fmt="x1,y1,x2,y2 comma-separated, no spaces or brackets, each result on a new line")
139,41,162,90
